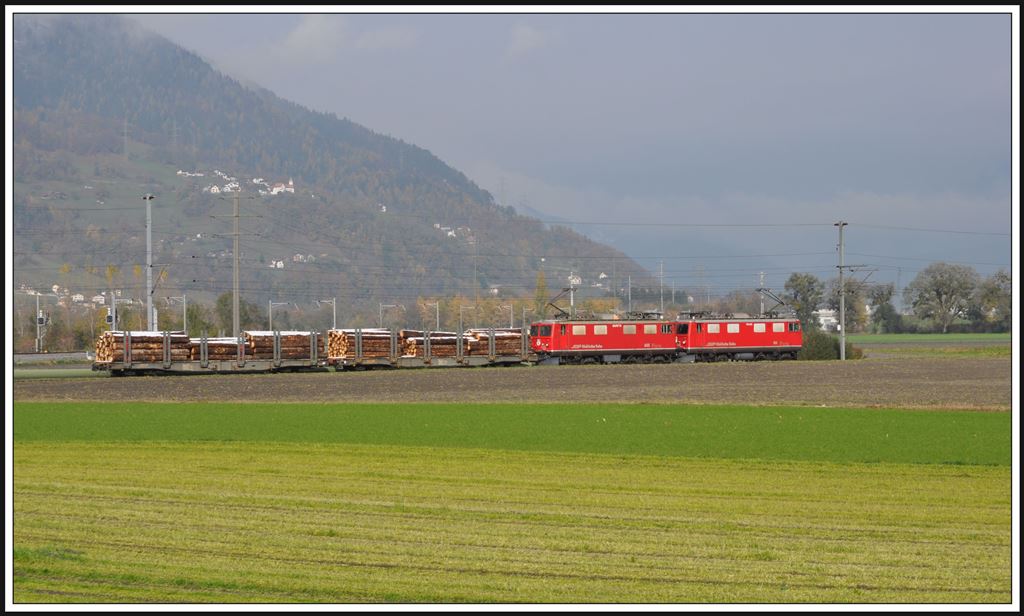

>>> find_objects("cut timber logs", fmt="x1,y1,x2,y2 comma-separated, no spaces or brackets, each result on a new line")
465,328,524,356
190,337,244,361
401,332,466,358
244,331,322,360
93,331,190,363
327,329,393,360
325,328,524,360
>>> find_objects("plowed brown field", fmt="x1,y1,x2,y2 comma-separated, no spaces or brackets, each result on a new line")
13,356,1011,410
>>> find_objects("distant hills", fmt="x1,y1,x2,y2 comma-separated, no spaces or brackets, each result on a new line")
12,14,653,323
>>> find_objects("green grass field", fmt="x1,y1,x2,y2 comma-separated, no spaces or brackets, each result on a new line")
847,333,1011,344
12,367,106,380
847,333,1012,359
13,402,1011,465
862,345,1011,359
13,402,1013,604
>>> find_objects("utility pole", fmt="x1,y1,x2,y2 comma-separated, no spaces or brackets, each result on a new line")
659,261,664,316
759,271,765,316
143,194,155,330
213,192,258,338
233,193,240,337
568,273,580,318
627,275,632,313
835,221,848,360
472,237,479,308
35,294,42,352
895,267,902,313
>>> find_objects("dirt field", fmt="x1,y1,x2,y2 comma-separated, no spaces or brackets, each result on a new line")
13,356,1012,410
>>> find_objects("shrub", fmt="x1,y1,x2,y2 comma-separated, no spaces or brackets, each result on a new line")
799,330,862,360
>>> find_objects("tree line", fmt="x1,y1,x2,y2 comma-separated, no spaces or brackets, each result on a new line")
783,262,1011,334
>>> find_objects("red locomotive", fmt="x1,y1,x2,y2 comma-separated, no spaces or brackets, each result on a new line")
529,312,802,364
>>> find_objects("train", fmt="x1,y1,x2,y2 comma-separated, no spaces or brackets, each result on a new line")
529,312,803,364
92,312,803,375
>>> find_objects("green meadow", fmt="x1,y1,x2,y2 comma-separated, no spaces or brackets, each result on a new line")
12,367,106,380
13,402,1013,603
846,333,1011,344
13,402,1011,465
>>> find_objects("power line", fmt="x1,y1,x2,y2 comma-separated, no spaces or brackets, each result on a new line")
852,223,1010,236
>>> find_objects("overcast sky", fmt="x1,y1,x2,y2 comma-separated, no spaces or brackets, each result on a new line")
125,9,1015,297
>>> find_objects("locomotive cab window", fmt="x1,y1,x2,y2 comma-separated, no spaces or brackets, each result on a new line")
676,323,689,334
789,322,801,332
661,324,672,334
560,325,566,335
539,325,551,336
529,325,537,336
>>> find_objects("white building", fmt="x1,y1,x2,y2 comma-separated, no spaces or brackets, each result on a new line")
813,308,839,331
270,179,295,195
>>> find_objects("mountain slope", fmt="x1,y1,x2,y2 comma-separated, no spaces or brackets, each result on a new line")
12,14,653,325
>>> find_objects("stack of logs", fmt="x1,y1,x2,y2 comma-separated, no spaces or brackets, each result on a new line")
400,330,467,358
465,328,524,356
326,328,524,360
327,329,394,360
190,337,243,361
94,331,191,363
244,331,322,360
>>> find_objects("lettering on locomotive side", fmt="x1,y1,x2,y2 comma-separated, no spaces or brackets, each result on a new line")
705,341,737,347
571,344,604,350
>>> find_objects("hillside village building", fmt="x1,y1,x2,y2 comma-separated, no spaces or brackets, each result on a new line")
270,179,295,195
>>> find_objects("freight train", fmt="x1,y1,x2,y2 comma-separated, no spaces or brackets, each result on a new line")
92,312,802,375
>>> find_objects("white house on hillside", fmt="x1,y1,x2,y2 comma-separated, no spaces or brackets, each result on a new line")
270,179,295,195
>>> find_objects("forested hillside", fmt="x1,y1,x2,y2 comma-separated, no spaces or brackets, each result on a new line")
13,14,652,338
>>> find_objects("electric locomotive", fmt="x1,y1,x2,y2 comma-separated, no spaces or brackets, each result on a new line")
529,312,802,364
676,313,802,361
